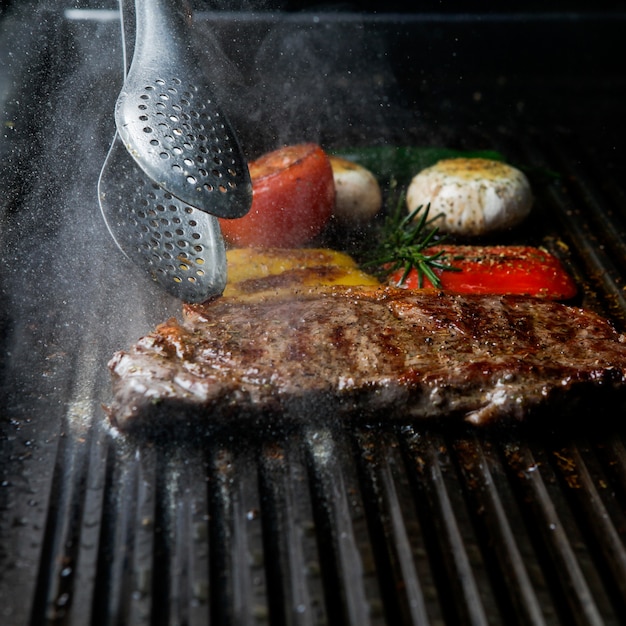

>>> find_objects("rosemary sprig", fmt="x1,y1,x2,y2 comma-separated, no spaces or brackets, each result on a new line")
364,199,459,289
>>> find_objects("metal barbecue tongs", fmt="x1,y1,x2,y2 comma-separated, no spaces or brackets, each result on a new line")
98,0,252,302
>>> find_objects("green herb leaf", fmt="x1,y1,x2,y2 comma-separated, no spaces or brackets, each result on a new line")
363,199,459,289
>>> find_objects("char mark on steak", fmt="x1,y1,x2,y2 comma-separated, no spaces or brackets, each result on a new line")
106,286,626,432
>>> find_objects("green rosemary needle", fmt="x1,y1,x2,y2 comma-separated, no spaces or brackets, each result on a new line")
364,201,459,289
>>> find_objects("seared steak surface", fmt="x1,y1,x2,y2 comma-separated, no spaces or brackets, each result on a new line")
107,286,626,431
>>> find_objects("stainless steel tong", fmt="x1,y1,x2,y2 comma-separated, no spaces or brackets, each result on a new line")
98,0,252,302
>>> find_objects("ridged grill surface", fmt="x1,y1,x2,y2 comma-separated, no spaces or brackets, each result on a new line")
6,415,626,625
2,8,626,626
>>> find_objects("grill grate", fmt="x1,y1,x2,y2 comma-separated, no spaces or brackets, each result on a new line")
12,418,626,625
2,8,626,626
3,130,626,625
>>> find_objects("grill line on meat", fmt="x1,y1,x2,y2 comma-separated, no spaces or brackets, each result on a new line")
107,286,626,432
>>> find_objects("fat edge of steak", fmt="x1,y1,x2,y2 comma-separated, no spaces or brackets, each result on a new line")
106,287,626,431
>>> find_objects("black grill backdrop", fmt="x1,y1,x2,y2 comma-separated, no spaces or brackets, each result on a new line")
2,2,626,625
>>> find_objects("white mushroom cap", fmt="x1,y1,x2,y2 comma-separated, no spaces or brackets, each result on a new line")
330,156,383,224
406,158,534,236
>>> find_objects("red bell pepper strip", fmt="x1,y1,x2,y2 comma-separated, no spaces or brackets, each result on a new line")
387,245,577,300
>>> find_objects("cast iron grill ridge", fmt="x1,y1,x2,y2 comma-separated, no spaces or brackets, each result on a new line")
2,7,626,626
17,395,626,624
10,125,626,622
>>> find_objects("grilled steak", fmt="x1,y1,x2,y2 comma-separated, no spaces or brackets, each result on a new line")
107,286,626,432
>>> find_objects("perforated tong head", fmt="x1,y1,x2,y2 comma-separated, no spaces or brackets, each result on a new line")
98,0,251,303
115,0,252,219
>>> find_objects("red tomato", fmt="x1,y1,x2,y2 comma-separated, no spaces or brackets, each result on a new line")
388,245,577,300
219,143,335,248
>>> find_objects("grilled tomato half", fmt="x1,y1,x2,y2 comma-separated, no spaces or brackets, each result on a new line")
219,143,335,248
